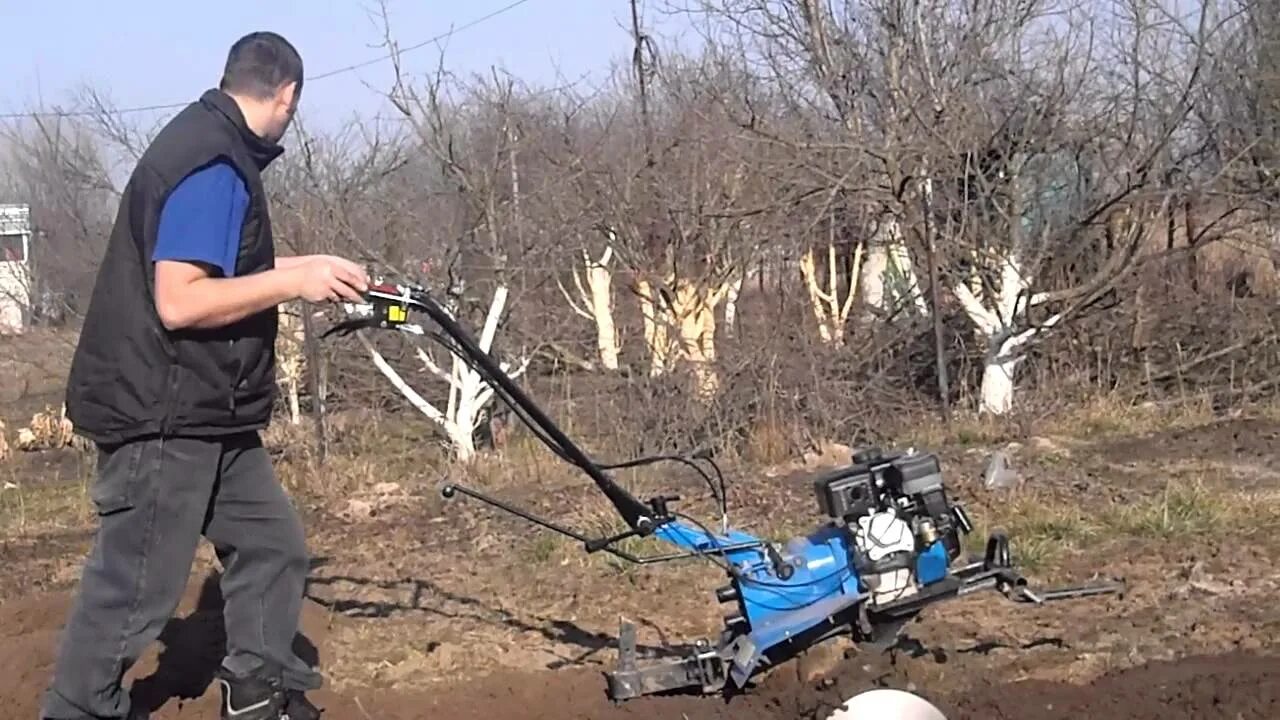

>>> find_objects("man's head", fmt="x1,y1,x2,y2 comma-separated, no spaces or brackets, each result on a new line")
219,31,304,144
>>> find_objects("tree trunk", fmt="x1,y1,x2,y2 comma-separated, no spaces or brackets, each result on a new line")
953,245,1063,416
275,301,305,425
860,242,889,318
671,279,722,399
800,234,863,344
362,284,527,463
586,260,619,370
558,247,620,370
635,278,672,376
301,305,328,462
723,272,744,337
979,337,1021,415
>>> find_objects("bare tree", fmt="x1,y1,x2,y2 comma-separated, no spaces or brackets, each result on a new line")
351,5,551,461
0,112,119,324
669,0,1233,414
558,49,779,396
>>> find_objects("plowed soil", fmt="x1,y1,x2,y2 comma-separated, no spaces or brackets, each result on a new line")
4,334,1280,720
3,578,1278,720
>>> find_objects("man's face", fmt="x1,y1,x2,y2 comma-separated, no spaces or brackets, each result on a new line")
262,81,300,144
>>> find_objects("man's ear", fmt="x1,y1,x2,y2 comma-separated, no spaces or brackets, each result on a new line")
278,80,299,111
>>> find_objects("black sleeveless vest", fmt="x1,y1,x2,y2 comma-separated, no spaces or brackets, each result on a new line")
65,89,284,445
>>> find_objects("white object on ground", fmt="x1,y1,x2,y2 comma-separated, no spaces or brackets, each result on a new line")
983,449,1019,489
825,688,948,720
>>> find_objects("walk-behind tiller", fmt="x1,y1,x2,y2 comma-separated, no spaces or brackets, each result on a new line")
324,279,1126,702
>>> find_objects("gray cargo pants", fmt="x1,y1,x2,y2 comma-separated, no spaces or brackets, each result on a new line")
40,432,320,720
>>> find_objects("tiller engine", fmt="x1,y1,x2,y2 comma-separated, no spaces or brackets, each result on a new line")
324,279,1125,701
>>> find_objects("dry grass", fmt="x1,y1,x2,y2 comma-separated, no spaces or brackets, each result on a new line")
1043,393,1218,438
0,328,1274,612
1100,479,1280,540
900,390,1239,452
894,413,1014,450
743,407,792,466
262,383,1280,586
962,491,1099,571
965,470,1280,574
0,466,93,536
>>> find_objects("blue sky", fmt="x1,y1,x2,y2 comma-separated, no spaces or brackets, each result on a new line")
0,0,696,133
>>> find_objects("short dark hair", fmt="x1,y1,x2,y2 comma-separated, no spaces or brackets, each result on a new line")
219,32,304,100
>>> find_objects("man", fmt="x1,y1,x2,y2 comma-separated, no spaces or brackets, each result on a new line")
41,32,368,720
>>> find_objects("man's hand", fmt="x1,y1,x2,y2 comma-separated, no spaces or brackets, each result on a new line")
275,254,364,275
294,256,369,303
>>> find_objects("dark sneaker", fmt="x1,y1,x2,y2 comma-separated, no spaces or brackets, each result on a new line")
283,690,322,720
216,669,286,720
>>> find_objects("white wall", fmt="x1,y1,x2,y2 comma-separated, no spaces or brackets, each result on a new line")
0,204,32,335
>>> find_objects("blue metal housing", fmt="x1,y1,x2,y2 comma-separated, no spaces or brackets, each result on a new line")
655,521,861,619
653,519,892,686
916,540,949,585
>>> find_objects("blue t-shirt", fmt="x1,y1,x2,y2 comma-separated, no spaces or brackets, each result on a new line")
152,160,250,277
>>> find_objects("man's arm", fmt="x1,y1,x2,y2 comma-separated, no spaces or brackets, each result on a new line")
155,261,306,330
156,259,368,330
152,163,367,331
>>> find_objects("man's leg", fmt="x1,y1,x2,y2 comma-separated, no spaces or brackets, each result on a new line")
40,437,221,719
202,432,320,713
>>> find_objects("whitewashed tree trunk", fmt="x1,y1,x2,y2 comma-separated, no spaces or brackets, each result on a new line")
360,285,529,462
635,276,727,398
670,279,725,399
558,246,620,370
286,376,301,424
953,252,1062,415
860,241,889,317
979,338,1021,415
591,287,620,370
887,240,930,316
723,271,744,337
862,212,927,319
800,238,863,345
276,301,306,424
635,279,673,377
